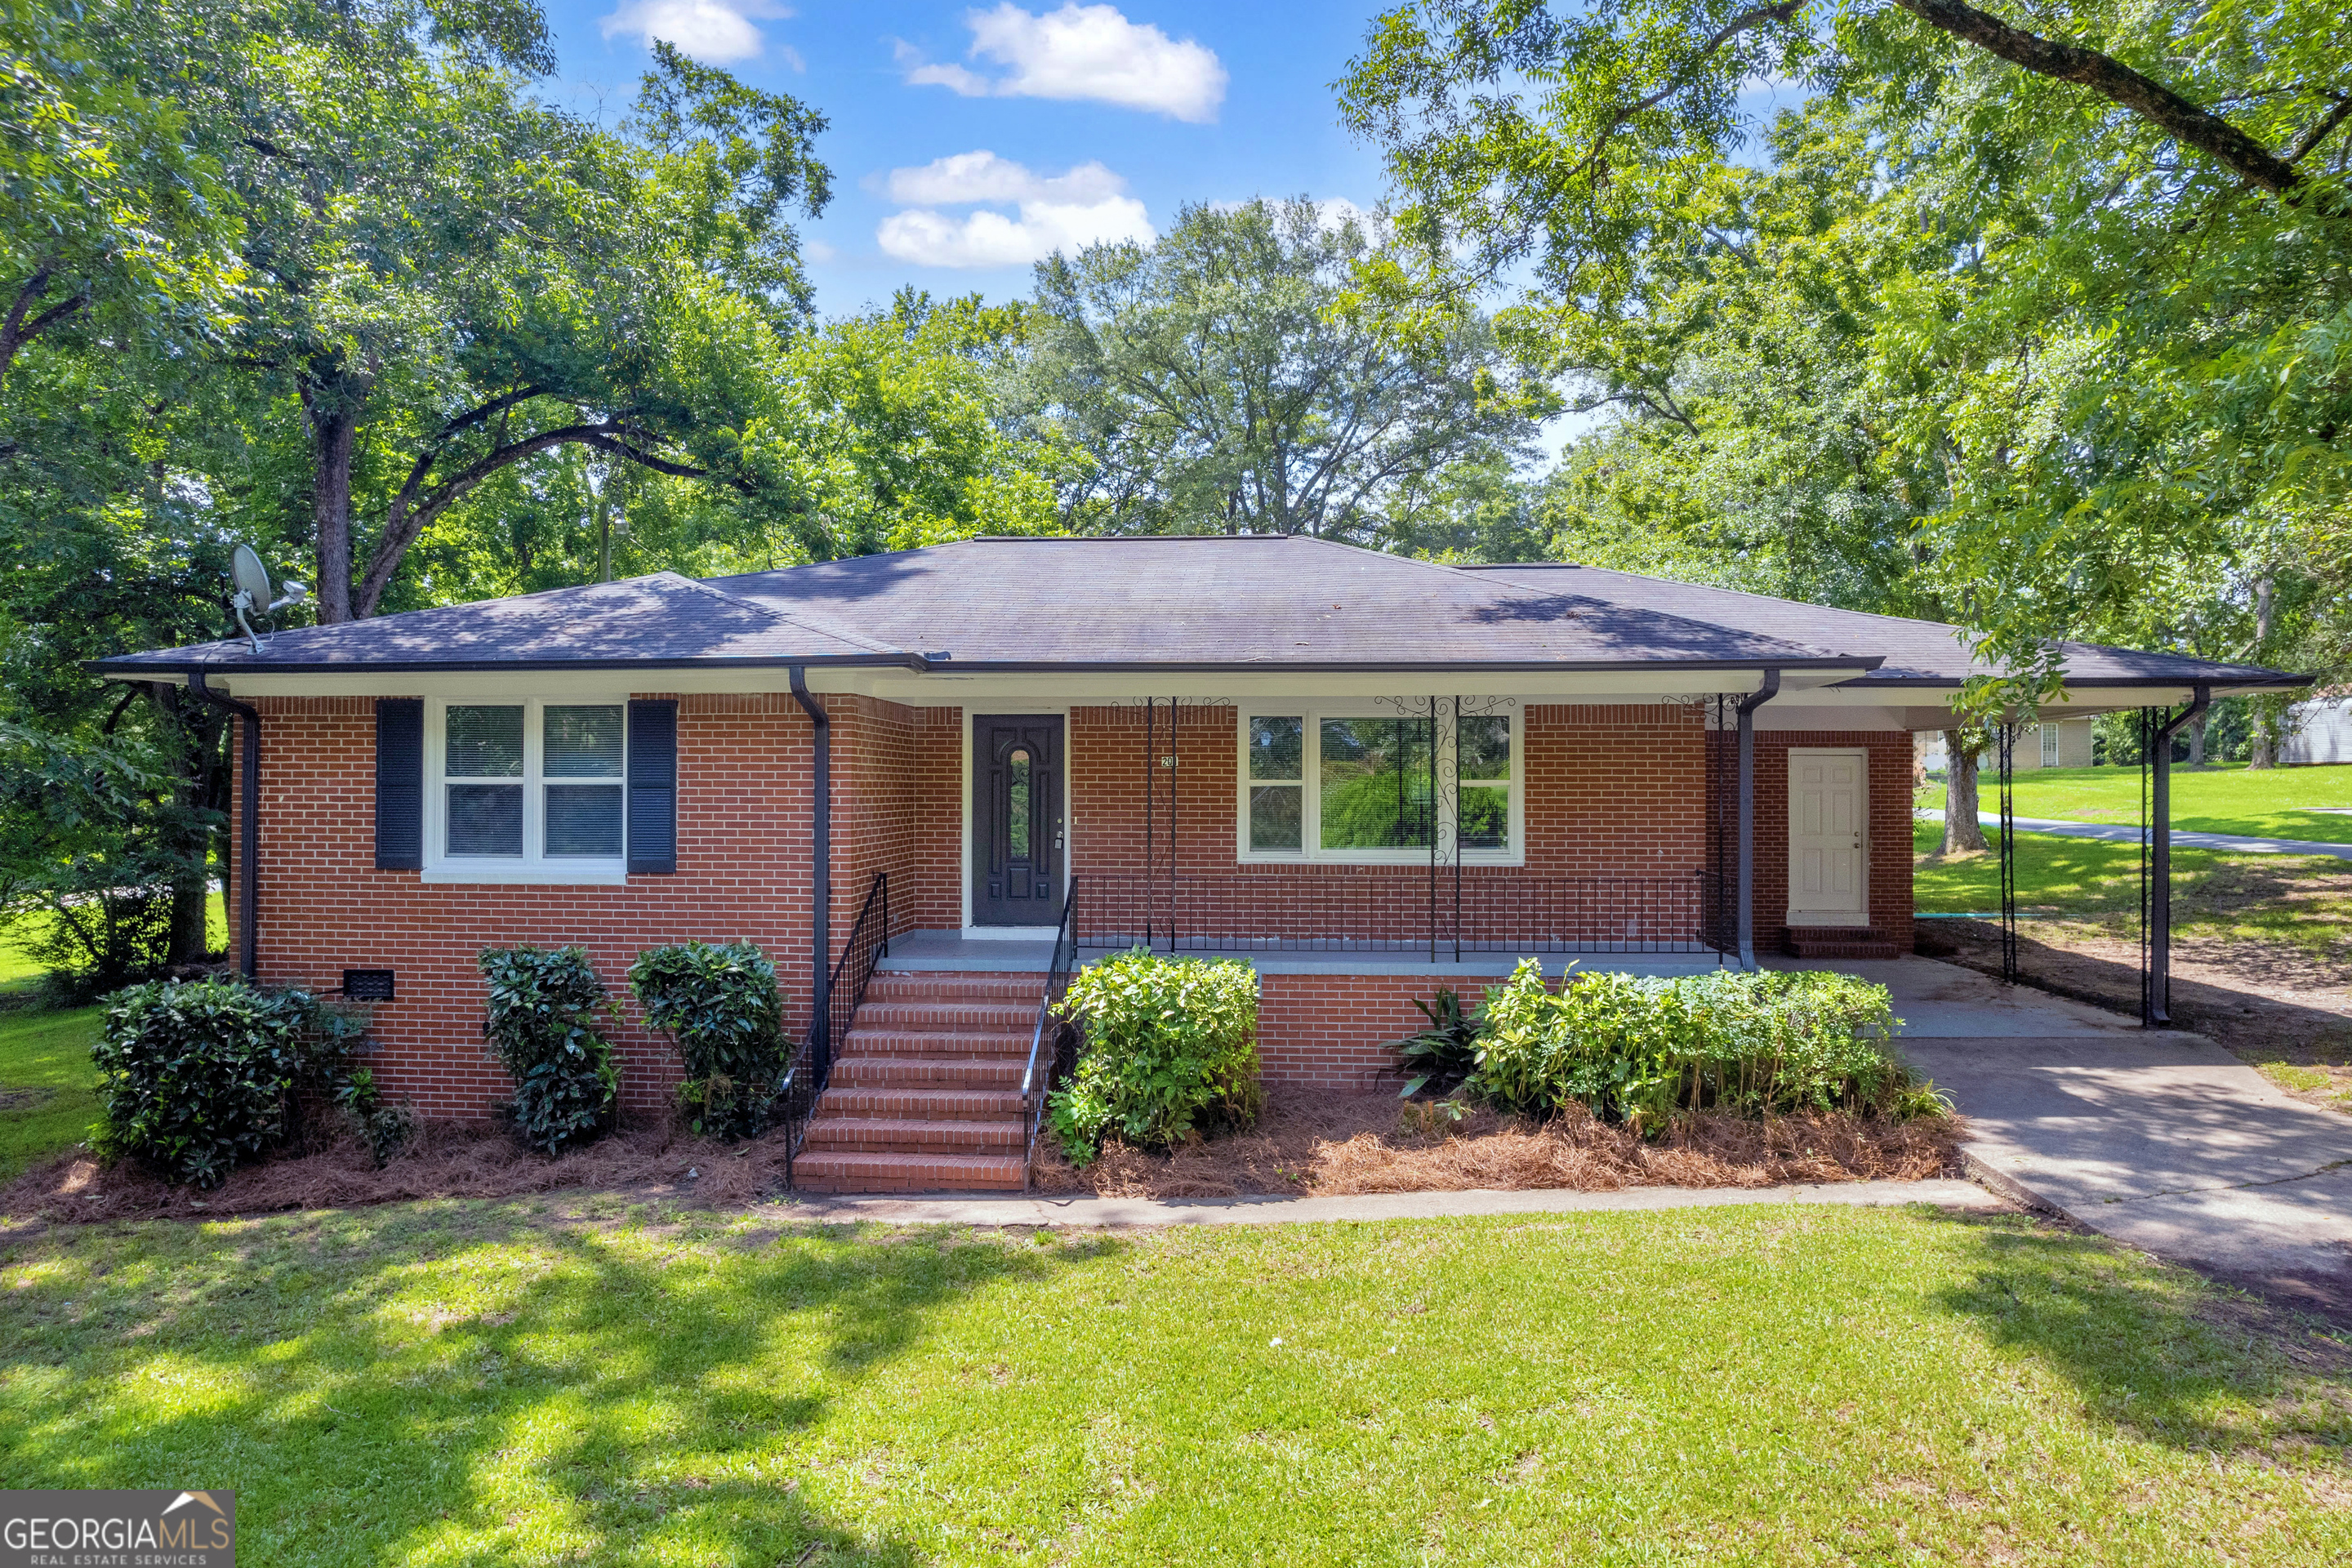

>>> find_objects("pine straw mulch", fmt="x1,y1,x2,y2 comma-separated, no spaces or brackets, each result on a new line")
0,1115,786,1225
1028,1089,1966,1200
1,1092,1967,1224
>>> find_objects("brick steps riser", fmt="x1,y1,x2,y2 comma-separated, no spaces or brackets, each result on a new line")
854,1003,1040,1031
831,1057,1026,1089
819,1088,1027,1119
803,1118,1024,1152
840,1030,1033,1058
864,977,1045,1004
791,1152,1026,1192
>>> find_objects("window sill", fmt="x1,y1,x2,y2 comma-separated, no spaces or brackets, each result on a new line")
421,866,633,886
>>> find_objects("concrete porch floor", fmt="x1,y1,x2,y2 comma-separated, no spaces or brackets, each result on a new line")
872,928,1728,978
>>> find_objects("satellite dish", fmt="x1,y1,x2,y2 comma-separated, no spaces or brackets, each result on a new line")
227,541,308,653
231,543,274,608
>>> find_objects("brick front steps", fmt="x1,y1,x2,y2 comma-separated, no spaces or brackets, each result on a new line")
791,973,1046,1194
1781,927,1903,960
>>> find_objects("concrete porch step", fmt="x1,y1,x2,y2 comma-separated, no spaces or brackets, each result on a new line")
840,1027,1033,1058
790,1149,1026,1194
830,1054,1027,1089
802,1115,1025,1152
1783,927,1902,960
818,1085,1029,1120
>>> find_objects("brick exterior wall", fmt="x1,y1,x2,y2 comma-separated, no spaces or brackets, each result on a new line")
223,692,1915,1116
1705,729,1917,953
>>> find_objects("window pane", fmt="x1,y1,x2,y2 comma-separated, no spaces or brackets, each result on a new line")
1250,784,1303,850
1007,748,1031,858
1320,718,1432,849
545,705,624,777
1249,715,1303,781
1458,714,1511,782
447,706,523,777
546,785,624,857
448,784,523,855
1460,784,1508,849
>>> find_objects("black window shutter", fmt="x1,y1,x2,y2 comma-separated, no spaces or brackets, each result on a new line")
627,699,678,874
374,698,424,870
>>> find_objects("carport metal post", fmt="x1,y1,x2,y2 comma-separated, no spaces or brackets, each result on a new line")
1735,669,1781,972
2146,683,2211,1027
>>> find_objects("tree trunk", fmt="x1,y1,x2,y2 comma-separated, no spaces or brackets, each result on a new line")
1941,731,1988,854
2189,709,2208,768
2248,575,2278,768
304,380,361,622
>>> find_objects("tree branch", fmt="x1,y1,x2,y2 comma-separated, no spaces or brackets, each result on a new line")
2286,94,2352,167
1566,3,1801,189
1891,0,2302,194
0,261,84,394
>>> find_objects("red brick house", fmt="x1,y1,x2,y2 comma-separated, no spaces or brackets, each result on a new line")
98,537,2298,1190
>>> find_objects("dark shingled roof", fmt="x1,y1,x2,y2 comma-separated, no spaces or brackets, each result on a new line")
1459,564,2305,690
89,537,2303,690
94,537,1868,675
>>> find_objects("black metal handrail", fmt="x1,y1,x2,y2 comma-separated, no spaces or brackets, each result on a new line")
780,871,889,1188
1021,879,1082,1191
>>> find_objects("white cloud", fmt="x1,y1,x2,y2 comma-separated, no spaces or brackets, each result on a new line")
900,3,1227,122
599,0,790,65
884,149,1125,207
875,151,1152,268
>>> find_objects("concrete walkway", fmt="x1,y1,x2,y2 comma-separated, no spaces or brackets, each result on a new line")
768,1178,2002,1230
1917,808,2352,860
1844,957,2352,1306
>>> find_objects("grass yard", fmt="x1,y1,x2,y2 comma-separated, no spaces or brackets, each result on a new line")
1912,822,2352,960
0,889,230,1002
1918,762,2352,842
2,1200,2346,1566
0,1005,100,1179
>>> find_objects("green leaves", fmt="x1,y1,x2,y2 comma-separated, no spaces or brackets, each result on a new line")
1049,949,1263,1165
1469,959,1929,1133
628,939,784,1138
478,943,617,1154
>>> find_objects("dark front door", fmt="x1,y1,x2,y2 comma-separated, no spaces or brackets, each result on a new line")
973,715,1064,926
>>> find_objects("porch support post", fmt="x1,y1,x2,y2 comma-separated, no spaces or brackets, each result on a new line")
790,667,832,1071
1734,669,1781,972
2147,683,2210,1027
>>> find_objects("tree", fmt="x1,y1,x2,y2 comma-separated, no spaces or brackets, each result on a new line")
1022,198,1539,538
1342,1,2352,702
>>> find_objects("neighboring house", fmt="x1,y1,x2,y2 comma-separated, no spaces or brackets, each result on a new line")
1919,717,2095,773
96,537,2301,1190
2283,690,2352,765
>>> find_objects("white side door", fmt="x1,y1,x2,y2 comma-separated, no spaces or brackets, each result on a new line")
1788,749,1868,924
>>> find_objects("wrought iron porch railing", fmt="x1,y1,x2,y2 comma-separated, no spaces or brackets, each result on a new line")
779,871,889,1189
1075,869,1722,958
1021,879,1082,1191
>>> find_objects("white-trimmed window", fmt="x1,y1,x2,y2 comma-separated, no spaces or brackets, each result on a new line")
1237,705,1521,863
426,698,628,882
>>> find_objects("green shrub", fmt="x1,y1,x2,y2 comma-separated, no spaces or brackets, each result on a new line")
628,940,786,1137
1049,949,1263,1164
479,945,618,1154
1473,961,1932,1132
91,976,403,1188
1388,987,1484,1098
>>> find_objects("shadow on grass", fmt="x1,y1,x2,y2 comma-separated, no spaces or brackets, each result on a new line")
1921,1209,2352,1454
2,1204,1089,1565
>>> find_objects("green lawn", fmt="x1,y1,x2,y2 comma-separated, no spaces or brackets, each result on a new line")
0,1005,100,1178
1,1201,2345,1566
0,889,230,1000
1919,762,2352,842
1912,822,2352,957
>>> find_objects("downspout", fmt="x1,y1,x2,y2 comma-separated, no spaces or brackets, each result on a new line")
1735,669,1782,972
188,671,260,979
2147,682,2210,1027
789,666,832,1072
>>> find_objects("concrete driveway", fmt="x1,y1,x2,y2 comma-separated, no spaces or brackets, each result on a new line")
1786,957,2352,1313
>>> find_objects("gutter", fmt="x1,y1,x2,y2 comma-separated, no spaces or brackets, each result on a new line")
1734,670,1782,972
187,671,260,979
788,666,832,1072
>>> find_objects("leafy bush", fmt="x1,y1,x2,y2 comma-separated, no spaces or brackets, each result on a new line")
479,945,618,1154
1472,961,1935,1132
1388,987,1484,1098
628,940,786,1137
91,976,404,1187
1049,949,1263,1164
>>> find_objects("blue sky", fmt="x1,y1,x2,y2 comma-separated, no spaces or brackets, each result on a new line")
537,0,1395,316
